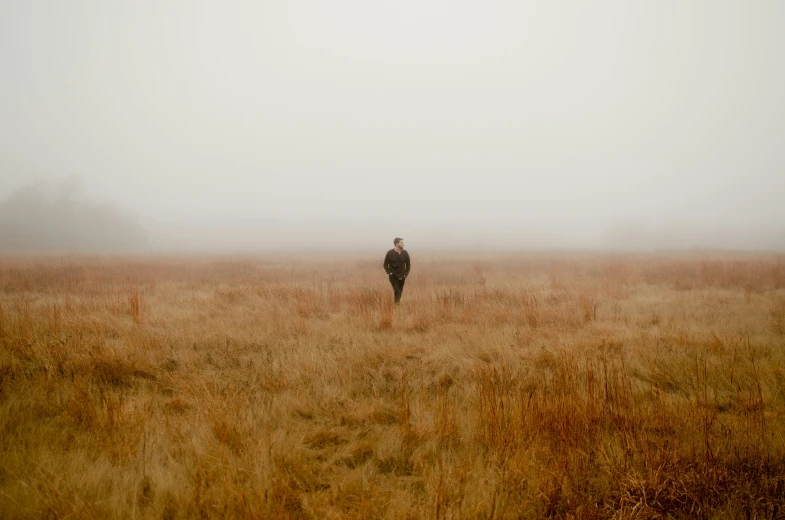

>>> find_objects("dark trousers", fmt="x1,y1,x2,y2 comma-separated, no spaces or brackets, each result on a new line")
388,275,406,304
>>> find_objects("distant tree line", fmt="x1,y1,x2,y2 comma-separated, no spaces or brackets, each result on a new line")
0,181,148,253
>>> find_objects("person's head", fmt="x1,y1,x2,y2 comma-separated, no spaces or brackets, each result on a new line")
394,237,404,250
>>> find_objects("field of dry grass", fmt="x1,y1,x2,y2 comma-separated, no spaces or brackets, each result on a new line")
1,251,785,519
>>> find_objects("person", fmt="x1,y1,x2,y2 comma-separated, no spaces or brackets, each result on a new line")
383,237,411,305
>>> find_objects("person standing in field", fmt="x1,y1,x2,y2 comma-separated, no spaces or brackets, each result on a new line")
383,237,411,305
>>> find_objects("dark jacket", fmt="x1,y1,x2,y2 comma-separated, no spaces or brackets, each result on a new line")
383,249,411,278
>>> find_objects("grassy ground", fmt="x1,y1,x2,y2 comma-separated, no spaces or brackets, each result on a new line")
1,251,784,519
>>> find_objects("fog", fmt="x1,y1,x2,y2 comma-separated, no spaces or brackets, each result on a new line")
0,180,148,253
1,1,784,253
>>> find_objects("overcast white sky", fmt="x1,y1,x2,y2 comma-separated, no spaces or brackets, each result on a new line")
1,1,784,251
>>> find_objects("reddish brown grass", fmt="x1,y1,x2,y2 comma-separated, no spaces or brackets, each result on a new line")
0,251,784,518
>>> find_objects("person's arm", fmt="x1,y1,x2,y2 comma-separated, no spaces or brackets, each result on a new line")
404,251,411,277
383,251,393,275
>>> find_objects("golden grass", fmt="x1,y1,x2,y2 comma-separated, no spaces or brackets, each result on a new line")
1,251,784,519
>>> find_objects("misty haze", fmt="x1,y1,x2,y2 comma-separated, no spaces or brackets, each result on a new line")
2,1,784,252
2,2,785,518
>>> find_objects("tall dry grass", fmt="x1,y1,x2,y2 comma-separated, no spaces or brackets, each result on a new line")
0,251,784,518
